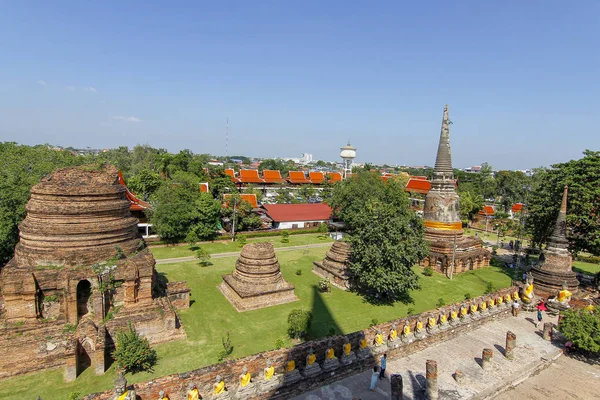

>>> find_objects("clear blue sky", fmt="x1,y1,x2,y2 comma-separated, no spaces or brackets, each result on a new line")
1,1,598,169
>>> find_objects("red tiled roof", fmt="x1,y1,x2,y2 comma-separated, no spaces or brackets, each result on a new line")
326,172,342,182
263,170,285,183
224,169,240,183
405,178,431,194
288,171,311,184
200,182,209,193
479,205,495,216
262,203,332,222
223,193,258,209
117,171,152,212
240,169,265,183
309,171,325,184
512,203,524,212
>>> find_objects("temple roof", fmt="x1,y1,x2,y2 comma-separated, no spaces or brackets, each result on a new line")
117,171,151,211
223,193,258,209
262,203,332,222
433,105,453,174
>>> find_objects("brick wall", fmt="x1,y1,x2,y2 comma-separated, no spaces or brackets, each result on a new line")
84,287,517,400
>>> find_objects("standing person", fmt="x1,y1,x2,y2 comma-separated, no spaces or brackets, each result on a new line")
369,366,378,390
379,353,387,380
512,299,520,317
536,307,543,328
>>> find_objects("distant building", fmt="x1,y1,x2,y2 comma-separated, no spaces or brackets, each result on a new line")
207,159,224,166
262,203,332,229
301,153,313,164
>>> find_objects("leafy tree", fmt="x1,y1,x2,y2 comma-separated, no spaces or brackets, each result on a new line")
328,170,428,303
458,189,484,222
221,194,261,232
287,309,312,339
258,159,294,176
195,247,212,267
559,308,600,354
126,169,163,200
527,150,600,255
96,146,131,175
112,322,158,373
281,230,290,243
495,170,531,212
129,144,164,176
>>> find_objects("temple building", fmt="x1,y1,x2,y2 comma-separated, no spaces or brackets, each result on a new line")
531,186,579,294
0,165,189,381
421,105,490,274
219,242,297,311
313,241,352,290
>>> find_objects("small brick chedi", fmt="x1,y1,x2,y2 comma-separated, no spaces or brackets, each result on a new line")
531,185,579,294
0,165,188,381
219,242,298,311
421,105,490,273
313,241,352,290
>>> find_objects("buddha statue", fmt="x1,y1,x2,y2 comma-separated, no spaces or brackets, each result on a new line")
449,307,459,326
547,282,574,313
401,321,412,343
158,390,169,400
259,359,282,393
488,297,496,309
479,300,488,314
469,302,479,320
585,300,595,313
460,303,470,321
283,359,302,386
187,383,200,400
505,293,512,305
213,375,230,399
522,273,535,305
513,290,520,301
236,366,256,399
439,309,449,330
302,347,322,378
497,295,504,307
426,313,437,334
557,282,572,305
374,329,385,347
112,371,136,400
322,338,340,371
340,336,356,365
357,334,370,360
415,317,426,339
387,323,399,348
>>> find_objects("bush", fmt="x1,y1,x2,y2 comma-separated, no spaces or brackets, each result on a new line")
370,318,379,327
236,234,247,247
195,247,212,267
464,292,472,300
317,223,329,233
295,268,302,276
484,281,494,294
217,331,234,361
281,230,290,243
491,245,498,255
274,337,285,349
318,278,331,293
558,309,600,354
407,307,415,316
112,322,157,374
436,298,446,307
68,392,82,400
423,266,434,276
575,254,600,264
287,309,312,339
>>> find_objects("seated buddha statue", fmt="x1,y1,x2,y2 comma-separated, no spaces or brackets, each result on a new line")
158,390,169,400
357,335,369,360
341,336,356,365
112,372,136,400
480,300,488,314
585,301,595,313
488,297,495,309
504,293,512,306
497,295,504,307
213,375,229,399
387,323,399,347
187,383,200,400
426,313,437,333
259,359,282,392
322,338,340,371
522,273,535,304
449,307,459,326
460,304,469,321
401,321,412,343
283,359,301,386
439,309,449,329
415,317,426,339
236,366,256,397
557,282,572,306
513,290,520,301
303,347,322,378
374,329,385,346
264,360,275,381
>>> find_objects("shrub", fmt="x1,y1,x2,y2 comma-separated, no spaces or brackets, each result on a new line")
369,318,379,327
68,392,82,400
195,247,212,267
295,268,302,276
484,281,494,294
464,292,472,300
317,223,329,233
281,230,290,243
62,323,76,333
491,245,498,255
287,309,312,339
217,331,234,361
274,337,285,349
236,234,247,247
318,278,331,293
423,266,434,276
436,298,446,307
112,322,157,374
407,307,415,316
558,309,600,354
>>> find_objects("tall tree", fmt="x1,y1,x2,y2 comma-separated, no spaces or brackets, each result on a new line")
328,170,428,303
527,150,600,255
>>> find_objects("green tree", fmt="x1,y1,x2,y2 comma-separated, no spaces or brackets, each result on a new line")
527,150,600,254
287,309,312,339
112,322,158,373
258,159,294,176
195,246,212,267
221,194,261,232
458,189,485,222
495,170,531,212
126,169,163,200
328,170,428,303
96,146,132,175
558,308,600,354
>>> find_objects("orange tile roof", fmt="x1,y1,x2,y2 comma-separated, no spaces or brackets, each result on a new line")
512,203,524,212
405,178,431,194
309,171,325,184
117,171,152,212
200,182,209,193
479,205,495,216
262,203,332,222
224,168,240,183
240,169,265,183
288,171,311,184
263,170,285,183
223,193,258,209
326,172,342,182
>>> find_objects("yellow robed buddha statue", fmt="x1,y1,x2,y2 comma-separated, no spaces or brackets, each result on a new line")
326,347,336,359
360,338,368,349
286,360,295,372
489,298,495,308
214,376,225,396
585,303,595,313
264,364,274,381
497,296,503,306
481,301,487,311
523,273,534,304
240,366,252,387
460,305,468,317
505,293,512,303
187,384,200,400
113,372,135,400
513,290,520,301
440,311,448,324
403,323,411,336
470,303,478,313
375,329,385,346
416,319,423,331
389,323,398,341
557,282,572,305
428,315,436,328
344,342,352,356
450,309,458,320
307,351,316,365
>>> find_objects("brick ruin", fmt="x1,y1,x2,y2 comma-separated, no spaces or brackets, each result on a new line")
531,185,579,294
0,164,189,380
312,241,352,290
219,242,298,312
421,105,490,273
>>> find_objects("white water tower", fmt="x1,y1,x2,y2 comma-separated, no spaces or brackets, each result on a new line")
340,141,357,179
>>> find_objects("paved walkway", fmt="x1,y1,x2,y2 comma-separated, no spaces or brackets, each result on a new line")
155,242,332,264
293,311,563,400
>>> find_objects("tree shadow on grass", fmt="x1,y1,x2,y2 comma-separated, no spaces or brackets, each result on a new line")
307,285,343,339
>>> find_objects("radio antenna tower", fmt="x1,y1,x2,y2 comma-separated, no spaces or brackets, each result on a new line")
225,117,229,159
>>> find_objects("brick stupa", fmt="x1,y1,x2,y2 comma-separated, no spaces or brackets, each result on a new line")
531,185,579,294
421,105,490,273
219,242,298,311
0,165,188,381
313,241,352,290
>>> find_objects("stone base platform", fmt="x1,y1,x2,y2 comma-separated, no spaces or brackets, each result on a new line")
530,266,579,294
312,261,350,290
219,277,298,312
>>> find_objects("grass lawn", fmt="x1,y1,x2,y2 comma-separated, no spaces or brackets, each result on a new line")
149,233,333,260
572,260,600,275
463,228,526,247
0,247,511,400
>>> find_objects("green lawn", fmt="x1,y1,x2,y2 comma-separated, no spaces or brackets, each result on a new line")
149,233,333,260
463,228,525,247
0,248,511,400
572,260,600,275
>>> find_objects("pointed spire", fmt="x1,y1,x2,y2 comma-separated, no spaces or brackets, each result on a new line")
434,105,453,174
547,185,569,249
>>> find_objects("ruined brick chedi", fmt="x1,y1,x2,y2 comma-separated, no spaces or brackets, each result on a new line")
531,185,579,294
0,165,188,380
421,105,490,273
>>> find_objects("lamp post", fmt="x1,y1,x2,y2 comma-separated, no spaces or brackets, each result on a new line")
449,233,457,280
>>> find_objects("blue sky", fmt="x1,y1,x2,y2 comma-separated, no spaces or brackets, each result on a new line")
1,1,598,169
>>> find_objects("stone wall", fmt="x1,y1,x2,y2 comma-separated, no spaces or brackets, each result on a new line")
84,287,517,400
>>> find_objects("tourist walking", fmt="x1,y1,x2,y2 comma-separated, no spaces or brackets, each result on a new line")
536,308,543,328
379,353,387,379
512,299,520,317
369,366,379,390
